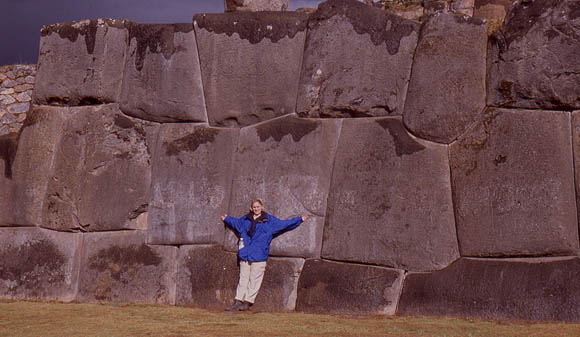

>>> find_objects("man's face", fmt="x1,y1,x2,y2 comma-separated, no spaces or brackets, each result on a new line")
251,202,263,216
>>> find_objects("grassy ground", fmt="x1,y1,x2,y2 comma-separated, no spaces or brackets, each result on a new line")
1,300,580,337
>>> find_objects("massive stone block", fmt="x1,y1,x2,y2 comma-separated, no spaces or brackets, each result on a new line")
176,245,303,311
77,231,177,304
296,259,403,315
194,12,308,127
403,13,487,144
296,0,419,118
0,227,82,301
147,124,237,245
176,245,238,309
473,0,512,21
42,104,159,232
487,0,580,110
398,257,580,322
120,24,207,123
3,107,66,226
224,115,342,258
450,108,578,257
0,133,17,225
34,19,130,106
252,257,304,312
322,117,458,272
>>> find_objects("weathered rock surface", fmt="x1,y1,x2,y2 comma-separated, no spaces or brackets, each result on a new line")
252,257,304,312
5,107,66,226
120,24,207,123
224,115,342,258
403,13,487,144
487,0,580,110
175,245,238,309
398,257,580,322
0,227,82,301
569,111,580,228
450,108,578,257
34,19,130,106
297,0,419,118
473,0,512,21
0,133,18,225
148,124,237,245
322,117,458,272
296,259,403,314
194,12,308,127
77,231,177,304
225,0,290,12
42,104,159,232
176,245,304,311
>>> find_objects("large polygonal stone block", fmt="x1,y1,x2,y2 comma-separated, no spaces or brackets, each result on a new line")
297,0,419,118
251,257,304,312
0,227,82,301
194,12,308,127
77,231,177,304
176,245,238,309
42,104,159,232
398,257,580,322
147,124,238,245
224,115,342,258
403,13,487,144
450,108,578,257
487,0,580,110
296,259,403,315
176,245,304,311
0,133,18,225
5,107,67,226
34,19,130,106
322,117,459,272
120,24,207,123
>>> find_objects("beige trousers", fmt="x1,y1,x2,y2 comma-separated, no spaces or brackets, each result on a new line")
235,260,267,304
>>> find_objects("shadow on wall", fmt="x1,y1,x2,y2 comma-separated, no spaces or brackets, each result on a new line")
1,0,580,322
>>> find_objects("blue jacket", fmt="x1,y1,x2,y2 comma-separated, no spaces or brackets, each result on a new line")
224,212,303,262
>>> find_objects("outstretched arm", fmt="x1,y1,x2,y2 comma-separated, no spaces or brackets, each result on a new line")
271,214,309,235
221,214,246,234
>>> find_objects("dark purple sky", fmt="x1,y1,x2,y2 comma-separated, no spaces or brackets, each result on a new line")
0,0,323,66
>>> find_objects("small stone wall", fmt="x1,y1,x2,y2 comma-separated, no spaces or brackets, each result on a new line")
0,65,35,136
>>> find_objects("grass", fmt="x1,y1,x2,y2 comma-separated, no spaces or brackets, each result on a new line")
1,300,580,337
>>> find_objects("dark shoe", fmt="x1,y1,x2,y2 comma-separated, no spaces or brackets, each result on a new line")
225,299,242,311
238,301,251,311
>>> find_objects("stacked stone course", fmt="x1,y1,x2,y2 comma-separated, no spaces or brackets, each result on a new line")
2,0,580,322
0,65,35,136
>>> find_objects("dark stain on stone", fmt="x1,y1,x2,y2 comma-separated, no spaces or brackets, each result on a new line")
0,239,67,291
256,117,320,143
194,12,309,44
0,133,18,179
424,1,447,12
128,23,193,71
571,2,580,20
498,80,513,100
78,96,104,106
164,128,220,156
498,0,559,48
493,154,507,166
309,0,419,55
41,20,126,55
114,114,136,130
376,119,425,157
89,244,162,281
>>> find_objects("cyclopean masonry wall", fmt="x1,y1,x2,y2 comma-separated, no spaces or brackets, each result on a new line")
2,0,580,322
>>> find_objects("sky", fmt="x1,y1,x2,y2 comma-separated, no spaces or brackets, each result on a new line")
0,0,323,66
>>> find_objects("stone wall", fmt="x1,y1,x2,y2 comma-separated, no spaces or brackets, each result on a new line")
2,0,580,322
0,65,35,136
